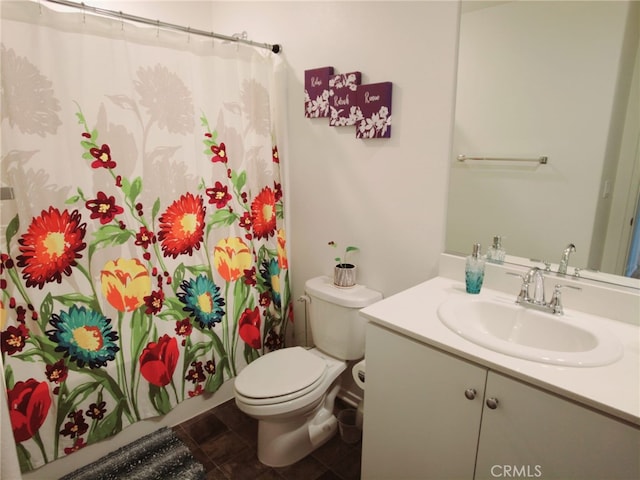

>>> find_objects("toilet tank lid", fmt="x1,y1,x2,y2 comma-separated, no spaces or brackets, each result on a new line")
305,276,383,308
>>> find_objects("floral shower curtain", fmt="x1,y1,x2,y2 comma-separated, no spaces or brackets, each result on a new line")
0,1,291,473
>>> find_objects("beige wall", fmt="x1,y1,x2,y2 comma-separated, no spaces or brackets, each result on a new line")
209,1,460,345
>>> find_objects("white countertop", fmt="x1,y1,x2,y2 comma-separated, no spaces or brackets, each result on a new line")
360,275,640,426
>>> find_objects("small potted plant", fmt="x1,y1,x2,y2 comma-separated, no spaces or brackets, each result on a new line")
329,241,359,287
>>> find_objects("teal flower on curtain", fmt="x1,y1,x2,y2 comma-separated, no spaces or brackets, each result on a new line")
46,305,119,369
177,275,225,329
260,258,281,307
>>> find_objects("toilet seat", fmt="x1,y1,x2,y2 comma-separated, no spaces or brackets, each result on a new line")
234,347,327,405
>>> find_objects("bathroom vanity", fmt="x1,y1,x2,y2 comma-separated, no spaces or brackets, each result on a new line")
360,254,640,480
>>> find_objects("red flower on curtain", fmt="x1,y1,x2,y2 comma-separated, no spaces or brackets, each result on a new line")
16,207,87,289
205,181,232,208
251,187,277,240
89,143,116,169
7,379,52,442
239,307,261,349
45,359,69,386
139,335,179,387
210,142,227,163
157,193,206,258
238,211,252,231
60,410,88,439
1,324,29,355
85,191,124,224
135,226,156,249
143,289,165,315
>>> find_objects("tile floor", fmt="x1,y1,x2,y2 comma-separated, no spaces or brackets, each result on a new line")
172,398,362,480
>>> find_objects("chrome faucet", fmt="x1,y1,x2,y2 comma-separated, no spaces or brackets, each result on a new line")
512,267,578,315
521,267,545,305
558,243,576,275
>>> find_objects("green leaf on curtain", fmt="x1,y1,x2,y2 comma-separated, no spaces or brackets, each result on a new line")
123,176,143,204
38,293,54,331
184,341,211,366
204,355,227,393
173,263,186,288
58,382,99,418
89,224,134,258
5,214,19,247
184,264,209,279
88,401,124,443
231,170,247,191
4,365,15,389
19,337,59,365
243,343,260,365
151,198,161,221
16,443,33,474
161,296,186,314
52,293,99,311
148,385,172,415
65,194,81,204
209,209,237,227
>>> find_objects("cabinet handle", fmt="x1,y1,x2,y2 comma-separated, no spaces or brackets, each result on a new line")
486,397,499,409
464,388,477,400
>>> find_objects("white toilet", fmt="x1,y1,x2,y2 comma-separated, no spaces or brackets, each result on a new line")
233,275,382,467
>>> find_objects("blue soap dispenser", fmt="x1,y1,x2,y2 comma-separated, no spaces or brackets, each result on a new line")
465,243,485,294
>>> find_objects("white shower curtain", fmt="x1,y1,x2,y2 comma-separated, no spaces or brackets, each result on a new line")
1,1,291,473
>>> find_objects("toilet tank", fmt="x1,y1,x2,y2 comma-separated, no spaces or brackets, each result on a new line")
304,276,383,360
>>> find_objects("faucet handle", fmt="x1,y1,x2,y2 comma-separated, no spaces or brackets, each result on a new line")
548,284,582,315
506,271,529,303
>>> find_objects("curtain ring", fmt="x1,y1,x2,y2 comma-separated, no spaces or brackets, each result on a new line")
156,19,160,38
81,2,86,23
187,26,191,44
119,11,124,30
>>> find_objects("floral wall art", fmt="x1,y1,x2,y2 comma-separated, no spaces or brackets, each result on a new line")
0,3,291,473
304,66,334,118
329,72,361,127
355,81,393,139
305,66,392,138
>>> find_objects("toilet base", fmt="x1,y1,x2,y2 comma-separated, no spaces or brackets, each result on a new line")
256,382,341,467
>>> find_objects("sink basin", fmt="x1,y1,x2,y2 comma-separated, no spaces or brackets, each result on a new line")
437,295,623,367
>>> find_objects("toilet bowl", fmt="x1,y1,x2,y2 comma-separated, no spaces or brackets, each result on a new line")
233,276,382,467
235,347,346,466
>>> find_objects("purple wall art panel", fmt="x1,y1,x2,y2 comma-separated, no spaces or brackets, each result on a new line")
329,71,362,126
304,66,334,118
355,82,393,139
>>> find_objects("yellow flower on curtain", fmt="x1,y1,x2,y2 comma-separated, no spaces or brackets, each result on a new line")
0,300,6,330
100,258,151,312
213,237,252,282
277,229,288,269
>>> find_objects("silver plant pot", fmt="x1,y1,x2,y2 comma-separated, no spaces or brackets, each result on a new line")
334,264,356,287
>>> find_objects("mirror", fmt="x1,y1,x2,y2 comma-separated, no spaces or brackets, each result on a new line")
446,0,640,289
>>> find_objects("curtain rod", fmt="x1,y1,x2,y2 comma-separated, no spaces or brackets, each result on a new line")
43,0,282,53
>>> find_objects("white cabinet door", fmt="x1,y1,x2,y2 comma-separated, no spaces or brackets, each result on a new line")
475,371,640,480
361,324,487,480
